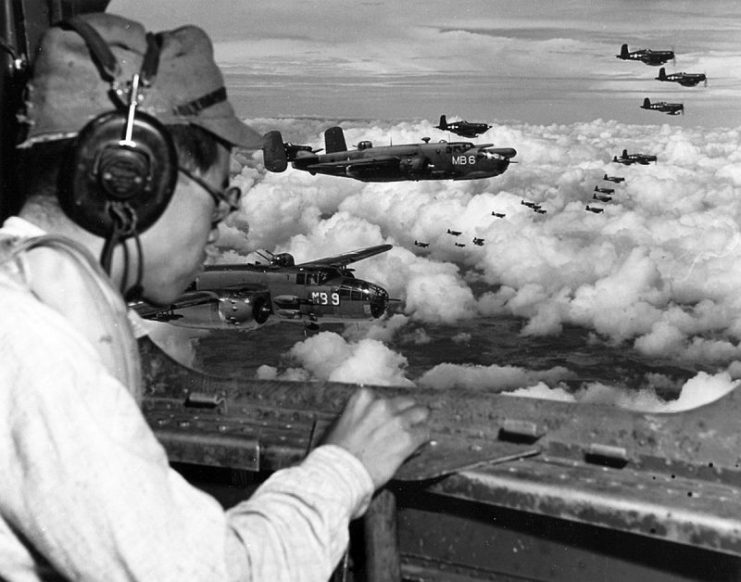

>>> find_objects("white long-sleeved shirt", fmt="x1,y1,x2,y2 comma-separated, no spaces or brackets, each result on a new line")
0,217,373,581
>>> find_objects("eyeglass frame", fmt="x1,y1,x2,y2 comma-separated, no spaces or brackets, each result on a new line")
178,165,241,224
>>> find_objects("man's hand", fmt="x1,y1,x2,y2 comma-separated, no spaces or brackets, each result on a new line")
323,388,431,489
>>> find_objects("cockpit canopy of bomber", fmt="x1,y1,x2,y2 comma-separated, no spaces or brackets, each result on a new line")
357,141,373,150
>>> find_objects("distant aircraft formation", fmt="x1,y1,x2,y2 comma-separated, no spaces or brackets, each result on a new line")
133,245,392,331
413,227,491,253
585,142,659,214
584,173,625,214
263,125,515,183
617,43,708,117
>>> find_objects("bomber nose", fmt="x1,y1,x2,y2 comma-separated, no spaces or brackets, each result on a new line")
370,286,389,318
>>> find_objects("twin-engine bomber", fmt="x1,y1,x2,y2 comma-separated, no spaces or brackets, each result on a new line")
263,126,516,182
132,245,392,331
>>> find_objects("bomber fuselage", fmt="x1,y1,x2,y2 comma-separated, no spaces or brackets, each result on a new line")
194,264,389,322
292,140,515,182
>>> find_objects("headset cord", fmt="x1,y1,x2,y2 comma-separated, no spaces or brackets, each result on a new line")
100,201,144,301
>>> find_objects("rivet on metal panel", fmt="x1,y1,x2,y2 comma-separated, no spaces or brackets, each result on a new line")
184,392,227,413
585,443,629,468
498,419,543,443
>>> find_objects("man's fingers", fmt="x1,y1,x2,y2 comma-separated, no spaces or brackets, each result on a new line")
387,395,420,414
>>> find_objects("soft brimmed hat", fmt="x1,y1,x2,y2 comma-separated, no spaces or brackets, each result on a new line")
18,12,262,149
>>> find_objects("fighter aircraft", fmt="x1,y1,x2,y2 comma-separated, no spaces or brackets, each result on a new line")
447,229,462,236
616,43,674,66
640,98,684,116
534,208,547,214
594,185,615,195
656,67,707,87
263,127,516,182
586,205,605,214
603,174,625,183
472,237,485,246
454,242,466,248
491,212,506,218
414,240,430,248
132,245,392,331
434,114,492,138
593,192,612,203
521,200,541,210
613,149,657,166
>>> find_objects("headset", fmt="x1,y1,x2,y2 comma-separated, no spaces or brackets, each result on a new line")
56,17,178,291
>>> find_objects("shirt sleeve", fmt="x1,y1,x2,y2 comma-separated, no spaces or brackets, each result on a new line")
224,444,374,582
0,287,373,582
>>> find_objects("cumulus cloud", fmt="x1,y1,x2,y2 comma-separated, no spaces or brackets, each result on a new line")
508,370,738,412
282,331,414,387
418,363,575,391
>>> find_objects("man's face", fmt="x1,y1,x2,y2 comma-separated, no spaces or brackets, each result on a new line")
134,144,232,305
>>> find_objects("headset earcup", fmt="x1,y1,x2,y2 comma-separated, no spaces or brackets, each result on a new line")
62,110,178,238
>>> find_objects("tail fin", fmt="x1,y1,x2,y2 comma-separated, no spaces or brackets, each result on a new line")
642,97,651,109
618,43,629,59
657,67,666,80
262,131,288,173
325,126,348,154
622,149,628,158
438,115,447,129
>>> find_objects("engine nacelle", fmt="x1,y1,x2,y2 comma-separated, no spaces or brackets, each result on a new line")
156,291,271,330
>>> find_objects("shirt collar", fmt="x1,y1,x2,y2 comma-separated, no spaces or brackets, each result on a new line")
2,216,48,238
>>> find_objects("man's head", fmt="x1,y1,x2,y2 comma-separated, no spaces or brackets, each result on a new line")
17,13,261,304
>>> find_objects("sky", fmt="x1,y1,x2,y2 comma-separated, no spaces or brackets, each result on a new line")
110,0,741,127
112,1,741,410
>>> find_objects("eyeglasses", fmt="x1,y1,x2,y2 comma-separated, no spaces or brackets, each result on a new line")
178,166,242,224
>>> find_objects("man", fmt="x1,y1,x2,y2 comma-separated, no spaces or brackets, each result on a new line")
0,12,430,581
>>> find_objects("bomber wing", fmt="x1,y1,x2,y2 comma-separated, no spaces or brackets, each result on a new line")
297,244,393,269
131,291,221,318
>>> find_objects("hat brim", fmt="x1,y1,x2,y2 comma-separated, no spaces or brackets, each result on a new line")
193,117,263,150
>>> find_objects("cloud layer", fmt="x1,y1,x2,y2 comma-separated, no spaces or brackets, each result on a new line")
205,116,741,409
